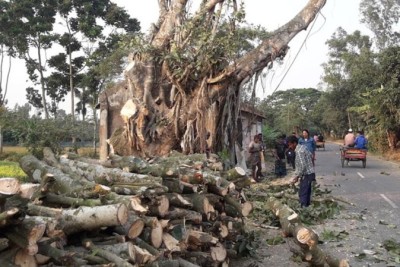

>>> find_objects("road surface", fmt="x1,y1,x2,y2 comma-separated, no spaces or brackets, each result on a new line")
314,142,400,266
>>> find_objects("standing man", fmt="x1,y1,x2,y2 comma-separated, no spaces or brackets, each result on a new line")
288,135,316,207
344,129,355,147
298,129,316,165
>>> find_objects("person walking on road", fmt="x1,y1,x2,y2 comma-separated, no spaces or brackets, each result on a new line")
288,135,316,207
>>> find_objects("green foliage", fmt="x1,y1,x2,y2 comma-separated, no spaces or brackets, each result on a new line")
0,161,28,181
383,239,400,264
0,151,28,162
266,235,285,246
320,229,349,243
217,147,230,161
234,231,260,257
2,106,96,158
258,88,323,136
360,0,400,49
261,125,281,149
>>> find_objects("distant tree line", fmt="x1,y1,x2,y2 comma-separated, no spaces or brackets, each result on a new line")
255,0,400,153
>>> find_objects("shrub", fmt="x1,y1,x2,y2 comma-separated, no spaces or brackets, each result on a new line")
0,161,28,181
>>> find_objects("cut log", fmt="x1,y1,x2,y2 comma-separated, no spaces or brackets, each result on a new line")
162,232,181,252
185,194,215,220
166,207,203,224
61,203,128,235
4,216,46,255
164,193,193,208
0,177,20,196
210,242,227,263
132,245,156,265
265,197,349,267
37,241,87,266
0,207,19,226
84,240,136,267
145,195,169,217
114,212,145,239
19,154,95,195
19,184,40,200
162,179,198,194
44,192,102,207
224,195,252,217
186,230,218,248
223,167,246,181
14,249,37,267
97,242,136,262
133,237,160,257
59,156,163,186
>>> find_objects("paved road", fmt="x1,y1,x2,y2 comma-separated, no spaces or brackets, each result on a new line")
313,142,400,266
315,142,400,210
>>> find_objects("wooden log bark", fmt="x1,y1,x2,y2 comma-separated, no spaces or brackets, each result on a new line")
165,207,203,224
265,197,349,267
162,179,198,194
19,155,95,196
60,203,128,235
162,232,181,252
144,195,170,217
44,192,102,207
38,241,87,266
164,193,193,208
0,237,9,252
0,208,19,226
97,242,136,262
224,195,252,217
4,216,46,255
185,194,215,220
84,240,136,267
133,237,160,257
59,156,163,186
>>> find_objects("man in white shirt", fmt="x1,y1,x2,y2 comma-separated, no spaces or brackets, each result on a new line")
344,129,355,147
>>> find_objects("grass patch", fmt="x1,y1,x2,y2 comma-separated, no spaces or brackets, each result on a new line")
0,161,28,181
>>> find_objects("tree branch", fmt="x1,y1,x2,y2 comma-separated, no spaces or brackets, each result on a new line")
152,0,189,48
208,0,327,90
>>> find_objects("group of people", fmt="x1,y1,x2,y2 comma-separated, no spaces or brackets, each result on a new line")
248,129,318,207
344,128,368,149
248,128,368,208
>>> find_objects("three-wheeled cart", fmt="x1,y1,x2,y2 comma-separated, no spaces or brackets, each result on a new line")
340,147,367,168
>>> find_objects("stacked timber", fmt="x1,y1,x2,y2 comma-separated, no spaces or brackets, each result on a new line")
0,148,253,267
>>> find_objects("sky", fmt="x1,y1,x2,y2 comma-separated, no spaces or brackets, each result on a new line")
3,0,371,110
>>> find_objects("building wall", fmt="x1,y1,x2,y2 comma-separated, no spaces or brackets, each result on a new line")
240,113,263,154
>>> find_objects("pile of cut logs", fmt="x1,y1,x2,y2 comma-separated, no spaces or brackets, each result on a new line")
0,148,253,267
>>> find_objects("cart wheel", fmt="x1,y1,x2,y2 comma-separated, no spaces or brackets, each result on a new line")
363,159,366,168
341,157,345,168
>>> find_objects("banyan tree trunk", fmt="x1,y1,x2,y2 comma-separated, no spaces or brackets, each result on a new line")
98,0,327,160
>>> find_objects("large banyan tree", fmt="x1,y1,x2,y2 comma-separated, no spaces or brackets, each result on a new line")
99,0,327,160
